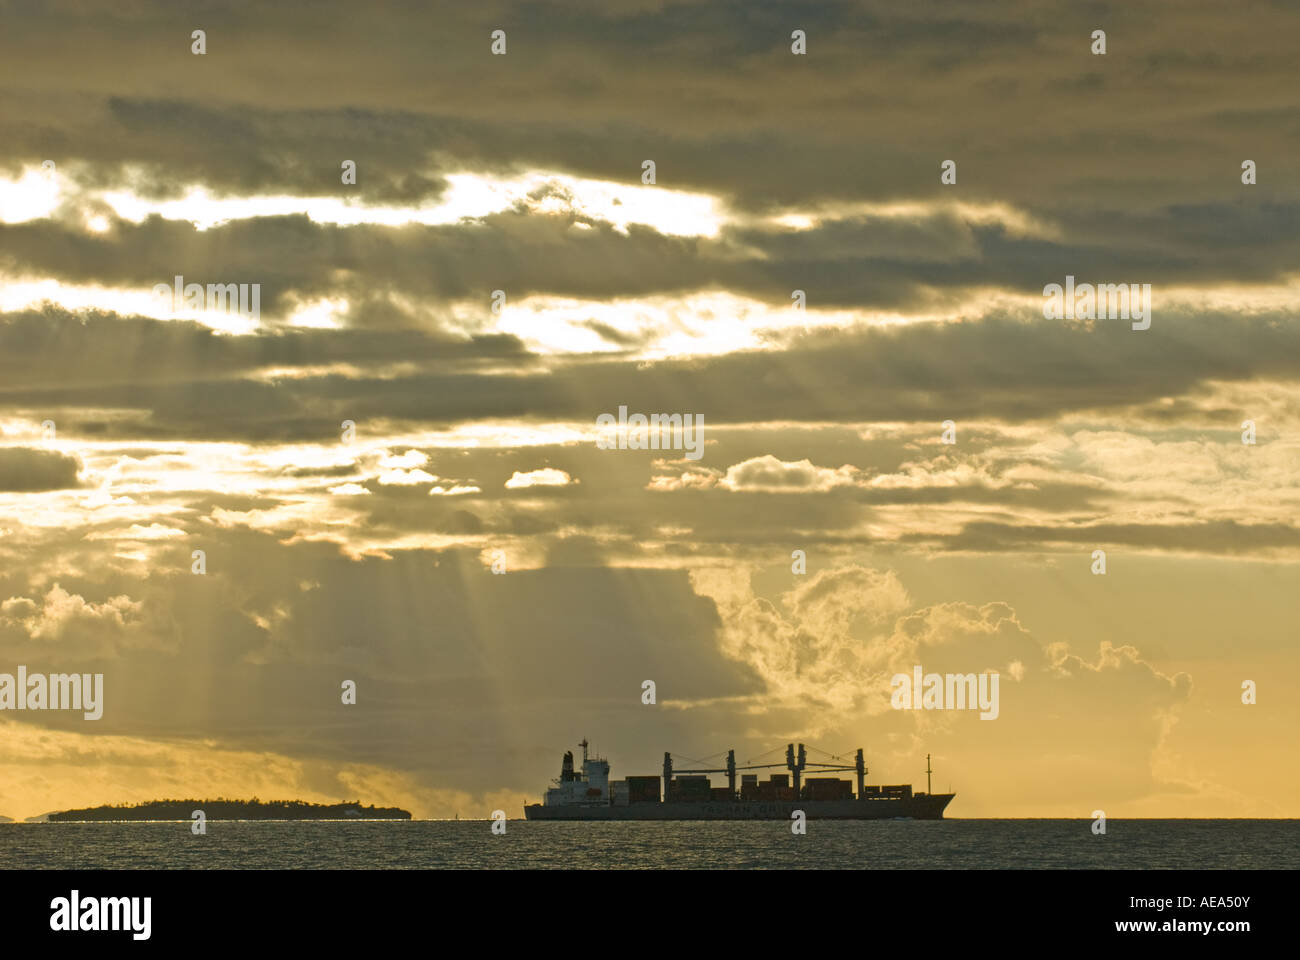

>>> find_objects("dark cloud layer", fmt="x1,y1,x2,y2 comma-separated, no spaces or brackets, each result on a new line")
4,1,1298,213
0,446,81,491
2,306,1296,438
5,201,1300,315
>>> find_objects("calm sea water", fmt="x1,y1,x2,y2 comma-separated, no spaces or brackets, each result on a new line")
2,819,1295,869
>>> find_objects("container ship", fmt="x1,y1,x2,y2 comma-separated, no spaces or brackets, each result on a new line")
523,739,954,821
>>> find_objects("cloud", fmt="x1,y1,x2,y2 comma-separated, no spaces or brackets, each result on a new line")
428,484,481,496
692,562,1196,814
0,447,81,491
719,455,860,492
377,449,429,469
376,468,436,485
504,468,576,488
328,483,370,496
1,584,142,656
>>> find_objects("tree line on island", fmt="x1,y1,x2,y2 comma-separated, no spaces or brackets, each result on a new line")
47,798,412,821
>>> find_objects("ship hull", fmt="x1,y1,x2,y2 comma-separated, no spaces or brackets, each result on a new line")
523,794,954,821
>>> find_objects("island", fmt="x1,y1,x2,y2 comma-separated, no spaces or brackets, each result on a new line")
46,799,412,821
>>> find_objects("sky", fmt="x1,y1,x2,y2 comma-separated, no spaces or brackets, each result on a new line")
0,0,1297,820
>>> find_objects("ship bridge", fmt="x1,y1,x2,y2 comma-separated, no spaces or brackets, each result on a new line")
544,738,610,805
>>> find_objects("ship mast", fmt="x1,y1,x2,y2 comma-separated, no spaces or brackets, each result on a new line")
926,753,932,795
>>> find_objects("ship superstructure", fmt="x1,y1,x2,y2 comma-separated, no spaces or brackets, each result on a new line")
523,740,955,821
542,739,611,807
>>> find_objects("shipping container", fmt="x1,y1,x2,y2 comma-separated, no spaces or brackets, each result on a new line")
804,778,853,801
669,776,710,802
626,775,660,802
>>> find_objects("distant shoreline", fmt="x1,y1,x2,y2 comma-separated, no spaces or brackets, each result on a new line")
44,800,412,822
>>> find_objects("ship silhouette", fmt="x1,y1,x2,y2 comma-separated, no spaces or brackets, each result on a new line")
524,739,954,821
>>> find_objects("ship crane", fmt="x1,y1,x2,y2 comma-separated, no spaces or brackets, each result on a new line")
667,744,869,799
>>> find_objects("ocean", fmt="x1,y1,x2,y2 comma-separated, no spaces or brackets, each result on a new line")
2,819,1295,869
